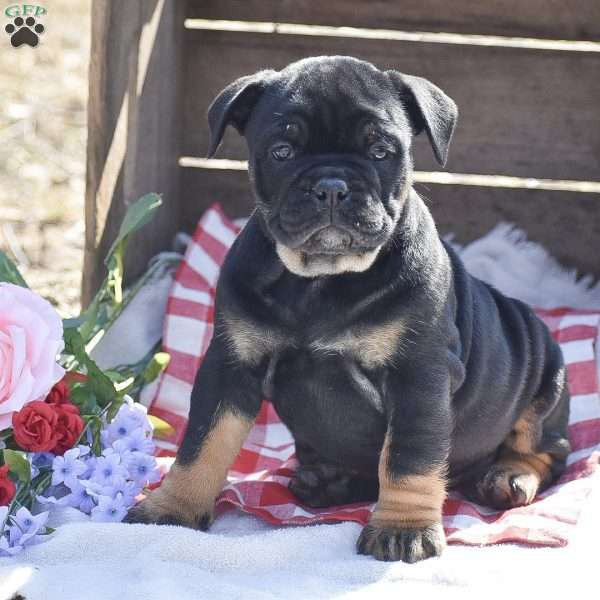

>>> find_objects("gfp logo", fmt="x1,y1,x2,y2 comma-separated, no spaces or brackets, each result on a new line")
4,4,47,47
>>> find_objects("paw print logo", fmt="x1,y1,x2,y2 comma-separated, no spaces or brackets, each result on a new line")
5,16,45,48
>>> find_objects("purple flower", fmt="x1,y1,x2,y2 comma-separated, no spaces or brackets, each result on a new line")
12,506,49,534
32,452,55,468
0,535,21,556
100,476,139,507
51,448,88,488
120,427,155,455
104,418,136,445
77,445,91,458
37,485,72,507
126,452,161,486
123,400,153,431
109,438,133,461
90,493,128,522
7,507,49,547
30,452,55,478
63,479,97,514
91,453,128,487
79,453,97,479
103,401,153,448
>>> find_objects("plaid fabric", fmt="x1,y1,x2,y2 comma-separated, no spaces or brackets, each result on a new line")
149,204,600,547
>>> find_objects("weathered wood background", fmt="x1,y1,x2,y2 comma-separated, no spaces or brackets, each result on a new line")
84,0,600,302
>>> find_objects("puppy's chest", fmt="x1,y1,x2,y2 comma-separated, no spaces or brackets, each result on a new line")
223,314,406,370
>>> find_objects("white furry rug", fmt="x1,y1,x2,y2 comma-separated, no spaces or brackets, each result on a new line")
452,223,600,310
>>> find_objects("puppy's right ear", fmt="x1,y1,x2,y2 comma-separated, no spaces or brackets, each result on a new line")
207,70,277,158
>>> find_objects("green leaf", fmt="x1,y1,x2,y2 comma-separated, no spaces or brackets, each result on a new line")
3,449,31,485
70,385,100,415
101,193,163,310
41,526,56,535
78,293,103,344
105,193,163,266
63,328,116,408
106,396,125,423
0,251,28,287
72,193,162,342
63,315,85,330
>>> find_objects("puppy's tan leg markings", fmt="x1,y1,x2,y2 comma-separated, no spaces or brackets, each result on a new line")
138,411,254,527
371,434,447,528
478,448,553,507
358,434,447,562
476,404,557,508
505,405,542,454
372,457,447,529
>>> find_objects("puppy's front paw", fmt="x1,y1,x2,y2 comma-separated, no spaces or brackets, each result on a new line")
123,490,214,531
357,522,445,562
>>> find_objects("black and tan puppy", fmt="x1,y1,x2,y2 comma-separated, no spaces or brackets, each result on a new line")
126,56,571,562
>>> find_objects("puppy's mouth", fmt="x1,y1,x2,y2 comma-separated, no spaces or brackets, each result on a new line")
274,216,388,256
302,226,354,255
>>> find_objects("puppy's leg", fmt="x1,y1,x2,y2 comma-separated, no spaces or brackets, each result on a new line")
357,368,451,562
289,443,378,507
472,449,555,509
125,327,262,528
466,347,570,509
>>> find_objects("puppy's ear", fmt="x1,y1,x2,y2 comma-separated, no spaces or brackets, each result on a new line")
207,70,277,158
387,71,458,166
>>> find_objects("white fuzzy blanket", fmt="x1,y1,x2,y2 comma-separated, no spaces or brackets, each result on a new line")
2,223,600,600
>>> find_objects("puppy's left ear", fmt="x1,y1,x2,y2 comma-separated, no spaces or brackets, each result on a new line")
207,69,277,157
387,71,458,166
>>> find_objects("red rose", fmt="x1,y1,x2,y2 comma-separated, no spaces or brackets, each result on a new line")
0,464,16,506
45,379,71,405
53,403,85,455
12,401,59,452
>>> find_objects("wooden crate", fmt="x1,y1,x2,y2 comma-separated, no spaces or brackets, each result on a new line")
83,0,600,303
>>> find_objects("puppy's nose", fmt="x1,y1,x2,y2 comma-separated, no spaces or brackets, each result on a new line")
312,178,349,205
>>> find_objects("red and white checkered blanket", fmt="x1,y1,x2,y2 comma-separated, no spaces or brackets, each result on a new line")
149,204,600,547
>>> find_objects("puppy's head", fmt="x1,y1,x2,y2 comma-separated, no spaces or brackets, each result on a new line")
208,56,457,277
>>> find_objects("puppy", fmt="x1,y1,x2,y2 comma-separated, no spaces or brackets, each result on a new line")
126,56,570,563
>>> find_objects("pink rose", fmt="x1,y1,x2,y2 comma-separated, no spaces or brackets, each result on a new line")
0,283,64,430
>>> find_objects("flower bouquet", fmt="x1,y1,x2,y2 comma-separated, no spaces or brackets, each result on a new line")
0,194,172,556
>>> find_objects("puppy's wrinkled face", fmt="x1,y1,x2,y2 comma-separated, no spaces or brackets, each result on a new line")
208,57,457,276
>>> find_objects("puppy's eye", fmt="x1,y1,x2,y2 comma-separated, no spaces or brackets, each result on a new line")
284,123,300,136
368,143,390,160
271,143,295,161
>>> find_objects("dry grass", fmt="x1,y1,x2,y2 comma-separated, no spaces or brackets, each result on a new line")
0,0,91,316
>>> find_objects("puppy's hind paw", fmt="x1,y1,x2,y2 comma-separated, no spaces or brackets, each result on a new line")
475,465,540,509
289,462,378,507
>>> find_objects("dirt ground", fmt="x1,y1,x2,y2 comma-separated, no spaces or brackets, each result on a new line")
0,1,91,316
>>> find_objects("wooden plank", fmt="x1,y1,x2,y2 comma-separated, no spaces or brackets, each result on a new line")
181,30,600,182
83,0,185,305
186,0,600,41
180,167,600,277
